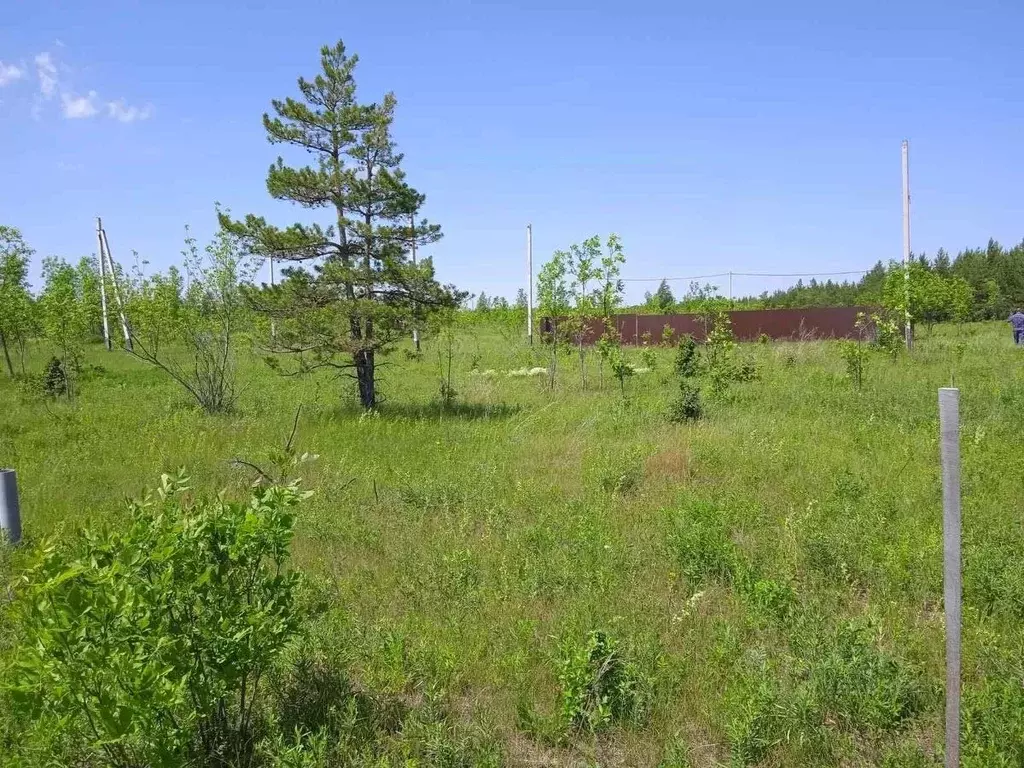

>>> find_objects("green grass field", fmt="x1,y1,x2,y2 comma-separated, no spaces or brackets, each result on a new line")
3,322,1024,766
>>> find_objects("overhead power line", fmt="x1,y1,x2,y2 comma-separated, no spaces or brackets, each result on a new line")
621,272,729,283
622,269,869,283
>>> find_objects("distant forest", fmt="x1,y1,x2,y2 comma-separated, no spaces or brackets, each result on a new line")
666,238,1024,320
732,238,1024,318
467,237,1024,322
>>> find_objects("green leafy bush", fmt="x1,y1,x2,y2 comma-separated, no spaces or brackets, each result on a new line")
41,356,68,397
6,471,308,767
668,380,703,423
609,347,635,396
743,578,797,625
704,311,736,370
554,630,649,735
838,339,865,388
639,346,657,370
674,334,698,377
872,312,904,359
733,358,758,382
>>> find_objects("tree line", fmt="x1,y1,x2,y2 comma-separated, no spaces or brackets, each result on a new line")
459,238,1023,325
634,239,1024,322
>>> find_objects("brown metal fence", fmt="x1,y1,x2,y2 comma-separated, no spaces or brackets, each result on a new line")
542,306,875,345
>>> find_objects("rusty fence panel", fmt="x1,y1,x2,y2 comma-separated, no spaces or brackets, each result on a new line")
544,307,875,345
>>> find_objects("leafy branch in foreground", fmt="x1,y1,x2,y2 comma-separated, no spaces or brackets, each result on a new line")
6,471,308,767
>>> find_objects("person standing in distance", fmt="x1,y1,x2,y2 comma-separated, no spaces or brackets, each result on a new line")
1009,308,1024,345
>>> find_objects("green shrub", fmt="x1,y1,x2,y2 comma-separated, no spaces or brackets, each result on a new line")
609,348,635,396
674,335,698,377
41,357,67,397
838,339,865,388
554,630,648,735
733,358,758,382
743,578,797,625
726,679,784,766
639,346,657,370
668,380,703,423
704,311,736,370
6,471,308,767
708,363,733,395
872,312,904,359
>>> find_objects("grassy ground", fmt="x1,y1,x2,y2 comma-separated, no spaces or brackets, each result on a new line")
2,322,1024,766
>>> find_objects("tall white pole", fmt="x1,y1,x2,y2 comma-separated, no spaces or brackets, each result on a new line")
939,387,961,768
527,224,534,345
100,227,133,351
96,218,112,351
902,140,913,351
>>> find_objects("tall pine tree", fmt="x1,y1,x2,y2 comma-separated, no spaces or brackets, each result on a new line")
221,41,460,408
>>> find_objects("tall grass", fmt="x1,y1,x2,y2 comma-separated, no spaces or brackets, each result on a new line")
1,322,1022,765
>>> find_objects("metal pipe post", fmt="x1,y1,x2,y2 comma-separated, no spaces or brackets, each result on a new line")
0,469,21,545
939,387,961,767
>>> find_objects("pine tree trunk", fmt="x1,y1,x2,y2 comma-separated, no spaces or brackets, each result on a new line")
355,349,375,409
0,331,14,377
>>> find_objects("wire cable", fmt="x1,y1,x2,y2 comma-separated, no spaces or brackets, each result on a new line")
622,269,869,283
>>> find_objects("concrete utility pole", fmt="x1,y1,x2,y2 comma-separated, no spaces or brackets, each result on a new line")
97,218,133,352
902,140,913,351
526,224,534,345
96,218,112,351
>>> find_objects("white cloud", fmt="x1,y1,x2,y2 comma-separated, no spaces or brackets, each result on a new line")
0,61,24,86
106,98,152,123
61,90,98,119
26,49,153,123
35,52,57,98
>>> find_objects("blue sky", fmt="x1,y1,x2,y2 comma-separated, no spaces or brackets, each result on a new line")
2,0,1022,303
